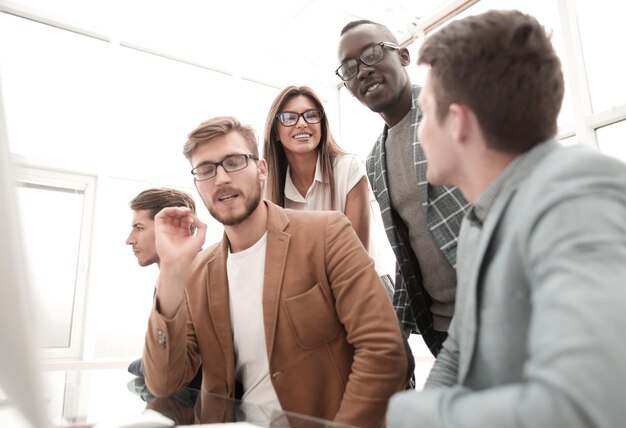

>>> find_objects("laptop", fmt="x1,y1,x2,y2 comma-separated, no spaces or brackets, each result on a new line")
0,72,52,427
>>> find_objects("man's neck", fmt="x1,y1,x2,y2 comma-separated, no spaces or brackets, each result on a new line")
225,201,269,253
459,149,518,204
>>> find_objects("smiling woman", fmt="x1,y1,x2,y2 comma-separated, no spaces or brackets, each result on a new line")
262,85,372,252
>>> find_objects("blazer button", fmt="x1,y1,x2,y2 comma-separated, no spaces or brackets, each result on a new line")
157,330,166,349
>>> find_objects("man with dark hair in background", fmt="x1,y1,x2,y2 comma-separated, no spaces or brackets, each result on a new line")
387,9,626,427
337,19,468,356
127,187,197,268
126,187,201,390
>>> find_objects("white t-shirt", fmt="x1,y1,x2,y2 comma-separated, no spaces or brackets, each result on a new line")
226,232,281,409
284,153,394,278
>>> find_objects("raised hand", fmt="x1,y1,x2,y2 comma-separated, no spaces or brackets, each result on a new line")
154,206,207,318
155,207,206,266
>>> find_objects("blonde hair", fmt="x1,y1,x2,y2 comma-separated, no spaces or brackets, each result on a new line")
183,116,258,160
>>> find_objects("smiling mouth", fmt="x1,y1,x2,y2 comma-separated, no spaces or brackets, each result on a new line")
293,133,312,140
362,81,382,96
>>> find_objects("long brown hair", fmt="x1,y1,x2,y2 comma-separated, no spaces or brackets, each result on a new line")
263,85,345,209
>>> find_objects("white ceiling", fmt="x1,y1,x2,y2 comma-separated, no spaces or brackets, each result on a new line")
1,0,452,89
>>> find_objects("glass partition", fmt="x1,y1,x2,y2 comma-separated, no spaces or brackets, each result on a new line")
596,120,626,163
575,1,626,113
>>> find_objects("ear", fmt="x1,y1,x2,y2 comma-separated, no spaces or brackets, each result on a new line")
399,47,411,67
448,103,471,144
257,158,268,181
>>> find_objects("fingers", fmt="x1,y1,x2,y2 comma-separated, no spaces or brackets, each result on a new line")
193,217,208,242
155,207,207,243
156,206,193,221
155,207,195,229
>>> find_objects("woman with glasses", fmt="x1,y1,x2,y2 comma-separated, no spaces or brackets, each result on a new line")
262,85,371,251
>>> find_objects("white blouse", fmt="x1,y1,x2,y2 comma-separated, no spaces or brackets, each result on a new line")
283,153,395,279
284,153,364,211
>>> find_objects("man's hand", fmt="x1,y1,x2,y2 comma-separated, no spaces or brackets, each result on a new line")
154,206,207,318
155,206,206,267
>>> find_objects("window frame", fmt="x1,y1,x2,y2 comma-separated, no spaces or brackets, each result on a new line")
14,163,96,360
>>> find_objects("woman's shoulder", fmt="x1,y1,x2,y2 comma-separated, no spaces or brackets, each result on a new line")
334,153,366,175
334,153,364,168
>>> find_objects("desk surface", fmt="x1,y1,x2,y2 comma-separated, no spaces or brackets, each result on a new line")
0,368,349,427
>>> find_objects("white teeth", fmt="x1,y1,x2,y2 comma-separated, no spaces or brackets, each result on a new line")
219,194,236,201
293,133,311,139
366,82,381,93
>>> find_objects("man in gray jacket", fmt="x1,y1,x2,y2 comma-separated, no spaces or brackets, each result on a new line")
387,9,626,428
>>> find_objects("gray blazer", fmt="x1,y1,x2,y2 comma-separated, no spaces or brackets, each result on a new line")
388,140,626,427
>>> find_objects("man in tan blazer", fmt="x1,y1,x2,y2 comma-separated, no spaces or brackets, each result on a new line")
142,116,407,427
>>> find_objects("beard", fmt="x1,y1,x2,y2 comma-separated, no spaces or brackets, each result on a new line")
206,181,263,226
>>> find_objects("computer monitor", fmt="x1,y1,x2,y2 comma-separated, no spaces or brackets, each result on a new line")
0,73,51,427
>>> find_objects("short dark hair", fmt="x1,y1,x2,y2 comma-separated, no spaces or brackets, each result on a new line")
418,9,564,153
129,188,196,220
183,116,258,160
341,19,377,36
340,19,399,44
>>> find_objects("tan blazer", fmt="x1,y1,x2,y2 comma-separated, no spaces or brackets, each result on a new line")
143,201,407,427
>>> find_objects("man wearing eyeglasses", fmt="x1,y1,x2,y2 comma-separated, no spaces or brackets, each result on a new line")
141,116,407,427
337,20,469,358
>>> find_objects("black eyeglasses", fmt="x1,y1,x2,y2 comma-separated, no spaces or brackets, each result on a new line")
335,42,400,81
190,154,258,181
276,108,324,127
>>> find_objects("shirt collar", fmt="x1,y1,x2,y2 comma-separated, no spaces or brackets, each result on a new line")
313,154,324,183
284,153,324,202
470,139,562,225
469,153,525,225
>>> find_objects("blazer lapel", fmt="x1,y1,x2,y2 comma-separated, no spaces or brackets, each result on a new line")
373,128,404,254
207,238,236,387
374,128,392,213
409,86,429,210
458,186,517,382
458,140,562,382
262,202,290,360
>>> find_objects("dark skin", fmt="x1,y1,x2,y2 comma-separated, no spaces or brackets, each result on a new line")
337,23,414,127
